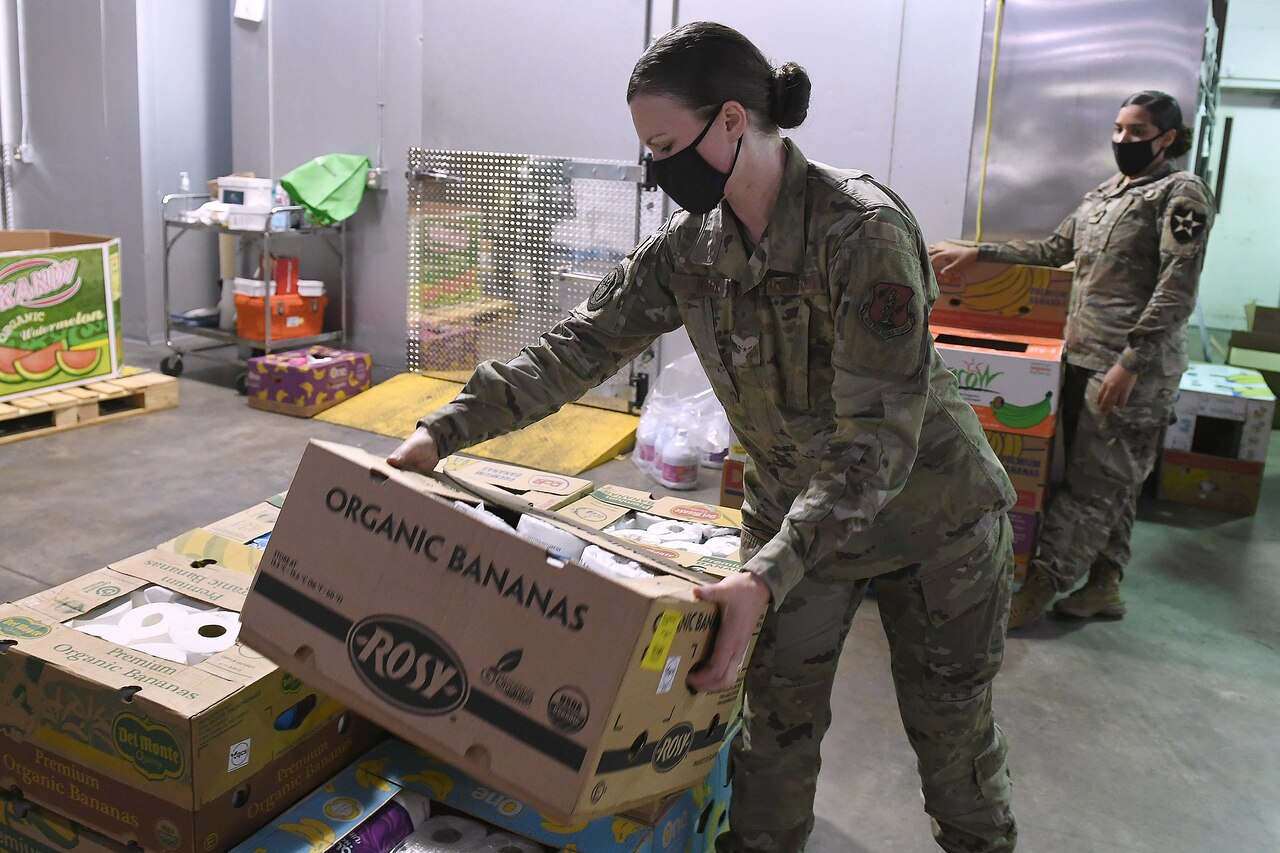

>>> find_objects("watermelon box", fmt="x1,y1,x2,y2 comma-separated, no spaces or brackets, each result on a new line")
0,231,123,402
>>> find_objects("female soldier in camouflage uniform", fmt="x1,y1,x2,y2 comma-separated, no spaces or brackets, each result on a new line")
392,22,1019,852
931,92,1215,629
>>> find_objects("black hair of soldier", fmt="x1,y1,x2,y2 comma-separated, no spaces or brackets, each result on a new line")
627,21,812,132
1122,90,1193,158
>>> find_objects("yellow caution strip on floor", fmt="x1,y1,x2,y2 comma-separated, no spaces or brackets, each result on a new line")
315,372,638,476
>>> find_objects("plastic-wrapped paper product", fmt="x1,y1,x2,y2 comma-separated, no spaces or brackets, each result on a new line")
390,816,488,852
515,514,588,562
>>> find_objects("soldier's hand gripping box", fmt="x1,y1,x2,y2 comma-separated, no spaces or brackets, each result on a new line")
0,550,382,853
239,440,749,822
932,326,1065,437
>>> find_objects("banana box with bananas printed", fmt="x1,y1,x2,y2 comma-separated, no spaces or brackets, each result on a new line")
437,454,596,511
1,788,132,853
246,346,372,418
0,548,382,853
929,244,1073,339
983,424,1055,511
932,325,1064,437
157,494,289,575
241,440,749,822
236,733,734,853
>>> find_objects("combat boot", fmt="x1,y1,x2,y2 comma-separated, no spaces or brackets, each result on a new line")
1053,566,1126,619
1008,564,1056,629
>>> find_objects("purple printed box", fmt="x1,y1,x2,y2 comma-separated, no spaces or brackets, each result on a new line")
1009,508,1039,568
418,322,478,371
247,346,371,418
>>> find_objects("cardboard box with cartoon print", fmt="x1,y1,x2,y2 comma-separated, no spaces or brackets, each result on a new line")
240,440,749,822
233,734,736,853
0,549,381,852
931,326,1065,436
557,484,745,577
1158,364,1275,515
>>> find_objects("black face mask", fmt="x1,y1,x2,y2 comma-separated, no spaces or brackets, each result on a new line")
650,106,743,214
1112,133,1166,177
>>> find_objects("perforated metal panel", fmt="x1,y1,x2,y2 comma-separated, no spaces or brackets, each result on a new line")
407,148,665,410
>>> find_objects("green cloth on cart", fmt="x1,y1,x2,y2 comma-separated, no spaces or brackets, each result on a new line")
280,154,371,226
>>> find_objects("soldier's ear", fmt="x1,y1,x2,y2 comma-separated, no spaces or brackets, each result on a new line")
722,101,749,138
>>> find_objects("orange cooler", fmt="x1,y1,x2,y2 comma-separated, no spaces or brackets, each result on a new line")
235,293,327,341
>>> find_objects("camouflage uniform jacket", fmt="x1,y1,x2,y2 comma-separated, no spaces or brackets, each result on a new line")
976,161,1215,376
422,140,1015,607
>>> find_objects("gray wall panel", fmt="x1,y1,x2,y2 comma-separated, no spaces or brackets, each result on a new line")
420,0,647,159
962,0,1210,242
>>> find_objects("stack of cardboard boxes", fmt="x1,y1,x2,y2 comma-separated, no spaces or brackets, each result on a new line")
929,252,1074,580
1,446,745,852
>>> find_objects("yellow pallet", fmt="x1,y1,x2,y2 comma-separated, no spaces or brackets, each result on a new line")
0,371,179,445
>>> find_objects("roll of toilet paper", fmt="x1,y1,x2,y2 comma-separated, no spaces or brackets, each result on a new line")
516,515,587,561
581,545,653,580
393,816,489,852
75,623,136,645
118,602,189,641
701,525,737,539
130,585,180,608
703,536,742,558
604,516,636,532
647,520,702,542
129,642,192,665
169,610,241,657
472,835,542,853
633,511,665,530
611,529,664,546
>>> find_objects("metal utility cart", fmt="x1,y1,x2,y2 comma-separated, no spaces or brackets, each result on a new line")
158,193,348,394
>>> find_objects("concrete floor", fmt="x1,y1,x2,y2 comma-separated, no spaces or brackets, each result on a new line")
2,340,1278,852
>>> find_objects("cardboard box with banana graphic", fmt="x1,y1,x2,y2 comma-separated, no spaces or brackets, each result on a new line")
932,326,1064,437
930,244,1073,339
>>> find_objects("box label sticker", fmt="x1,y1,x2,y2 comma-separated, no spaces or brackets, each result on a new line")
658,656,681,695
642,610,681,672
229,737,251,771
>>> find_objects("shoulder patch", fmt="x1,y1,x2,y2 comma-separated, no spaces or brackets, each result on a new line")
859,281,915,339
1168,204,1208,245
587,266,623,311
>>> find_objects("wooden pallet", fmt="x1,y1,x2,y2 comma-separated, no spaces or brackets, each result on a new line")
0,372,179,446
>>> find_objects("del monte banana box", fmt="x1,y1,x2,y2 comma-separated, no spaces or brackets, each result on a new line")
929,242,1072,338
436,453,595,511
0,549,382,853
1,788,131,853
932,325,1064,437
0,231,123,403
557,484,745,577
240,440,748,822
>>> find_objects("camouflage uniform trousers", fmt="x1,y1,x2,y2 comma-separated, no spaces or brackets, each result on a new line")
1034,364,1180,592
717,516,1017,853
